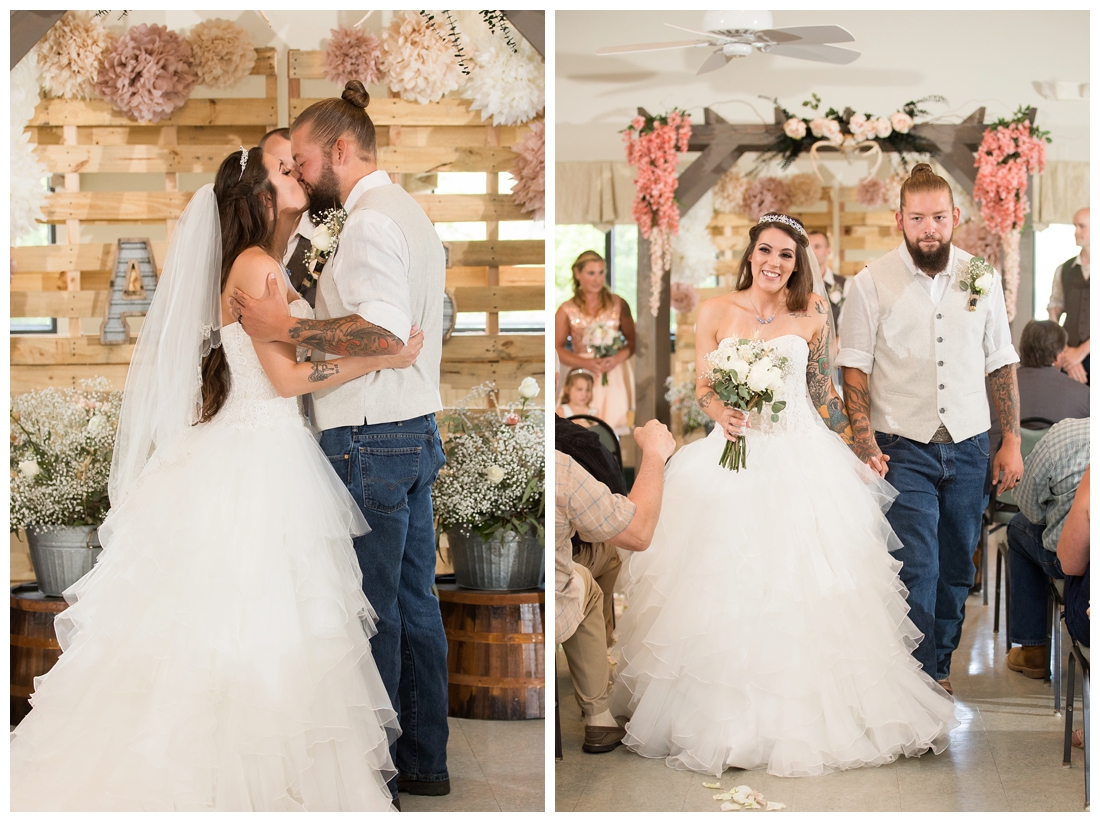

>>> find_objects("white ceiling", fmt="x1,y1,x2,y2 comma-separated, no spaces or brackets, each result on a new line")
556,10,1091,165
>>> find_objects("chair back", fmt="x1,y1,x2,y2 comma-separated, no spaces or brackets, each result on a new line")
993,417,1055,508
567,414,623,470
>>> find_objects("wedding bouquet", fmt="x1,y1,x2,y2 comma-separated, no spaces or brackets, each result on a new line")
705,339,791,471
582,320,625,385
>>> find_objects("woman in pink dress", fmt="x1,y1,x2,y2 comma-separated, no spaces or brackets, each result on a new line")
554,250,636,433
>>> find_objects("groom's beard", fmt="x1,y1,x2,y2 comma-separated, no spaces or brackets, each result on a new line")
305,159,343,219
904,231,952,274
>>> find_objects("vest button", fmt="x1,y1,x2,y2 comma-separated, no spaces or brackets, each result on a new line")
940,408,946,414
939,384,945,390
936,313,943,319
937,337,943,342
938,361,944,366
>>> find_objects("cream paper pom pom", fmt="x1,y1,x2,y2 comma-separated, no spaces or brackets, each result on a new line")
462,36,544,126
671,189,717,286
742,177,791,221
37,11,112,99
786,173,821,208
713,168,749,214
324,26,384,88
189,18,256,90
381,12,464,105
510,120,545,219
11,133,48,243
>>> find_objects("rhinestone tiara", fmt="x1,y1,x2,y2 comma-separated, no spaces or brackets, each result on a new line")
758,213,806,238
237,145,248,181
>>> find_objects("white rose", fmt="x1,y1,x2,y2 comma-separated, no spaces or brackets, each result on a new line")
86,415,109,436
312,224,333,253
756,356,773,372
731,359,750,382
874,117,893,139
829,289,842,304
809,118,827,138
848,113,867,134
890,111,913,134
821,119,843,144
18,460,40,479
766,368,784,392
517,377,540,399
485,466,506,485
783,118,807,140
747,361,773,392
771,381,786,401
974,272,994,293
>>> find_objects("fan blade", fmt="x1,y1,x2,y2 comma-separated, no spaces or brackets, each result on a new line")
664,22,734,42
597,38,713,56
760,25,855,45
764,43,860,65
696,48,732,75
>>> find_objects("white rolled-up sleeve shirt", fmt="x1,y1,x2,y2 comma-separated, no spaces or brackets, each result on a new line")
836,243,1019,375
331,170,413,344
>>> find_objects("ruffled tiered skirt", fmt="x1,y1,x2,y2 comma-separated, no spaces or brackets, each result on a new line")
609,424,958,777
10,418,398,811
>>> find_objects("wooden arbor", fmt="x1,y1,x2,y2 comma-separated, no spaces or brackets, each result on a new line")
634,105,1035,430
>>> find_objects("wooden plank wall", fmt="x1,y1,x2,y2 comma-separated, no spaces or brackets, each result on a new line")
12,47,546,407
669,186,903,444
288,50,545,406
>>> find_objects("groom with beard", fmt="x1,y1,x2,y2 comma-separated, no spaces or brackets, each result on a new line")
232,81,450,803
838,164,1022,696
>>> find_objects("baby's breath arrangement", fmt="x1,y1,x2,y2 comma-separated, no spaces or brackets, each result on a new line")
664,365,708,436
10,378,122,531
432,379,545,541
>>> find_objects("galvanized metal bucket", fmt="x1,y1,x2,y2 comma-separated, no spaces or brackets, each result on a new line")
25,525,103,597
448,527,544,591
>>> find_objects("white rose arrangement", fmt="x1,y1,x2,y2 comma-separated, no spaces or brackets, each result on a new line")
300,207,347,291
704,339,791,471
581,320,626,385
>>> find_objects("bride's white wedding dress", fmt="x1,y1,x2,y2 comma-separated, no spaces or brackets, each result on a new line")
609,334,958,778
10,300,399,811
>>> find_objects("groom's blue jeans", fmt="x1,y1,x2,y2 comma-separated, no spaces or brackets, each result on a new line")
321,416,450,794
875,431,990,681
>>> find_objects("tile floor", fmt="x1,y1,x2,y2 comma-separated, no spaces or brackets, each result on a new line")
403,717,545,812
555,548,1088,813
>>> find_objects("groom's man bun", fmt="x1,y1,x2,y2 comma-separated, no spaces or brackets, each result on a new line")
899,162,953,211
290,81,376,163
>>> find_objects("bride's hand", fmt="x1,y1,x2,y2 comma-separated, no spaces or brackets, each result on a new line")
391,327,424,368
716,407,750,442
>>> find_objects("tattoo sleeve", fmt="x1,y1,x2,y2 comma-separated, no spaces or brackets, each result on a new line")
307,362,340,383
842,368,879,461
806,319,853,442
988,363,1020,438
288,315,404,358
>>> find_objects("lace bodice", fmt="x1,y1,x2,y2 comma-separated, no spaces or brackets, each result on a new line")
213,299,312,430
718,335,821,439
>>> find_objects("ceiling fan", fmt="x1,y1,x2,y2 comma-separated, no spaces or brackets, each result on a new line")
596,11,860,74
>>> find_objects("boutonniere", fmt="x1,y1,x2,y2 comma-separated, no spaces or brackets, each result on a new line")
958,256,996,312
300,207,347,290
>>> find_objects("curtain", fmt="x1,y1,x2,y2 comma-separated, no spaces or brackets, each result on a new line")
555,161,636,230
1034,161,1089,228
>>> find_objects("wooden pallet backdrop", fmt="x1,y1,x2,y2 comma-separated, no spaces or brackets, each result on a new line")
12,47,546,407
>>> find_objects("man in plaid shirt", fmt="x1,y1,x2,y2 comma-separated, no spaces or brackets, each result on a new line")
556,419,676,753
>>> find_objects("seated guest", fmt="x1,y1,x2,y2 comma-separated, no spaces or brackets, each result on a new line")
556,412,628,648
556,419,675,753
1057,464,1089,648
1006,417,1090,677
988,319,1089,448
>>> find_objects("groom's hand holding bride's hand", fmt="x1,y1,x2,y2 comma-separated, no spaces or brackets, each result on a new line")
230,273,291,343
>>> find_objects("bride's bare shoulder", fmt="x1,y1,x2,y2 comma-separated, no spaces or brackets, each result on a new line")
227,247,285,300
698,291,743,321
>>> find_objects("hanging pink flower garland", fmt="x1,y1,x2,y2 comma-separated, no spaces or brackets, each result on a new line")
972,109,1049,321
624,109,692,317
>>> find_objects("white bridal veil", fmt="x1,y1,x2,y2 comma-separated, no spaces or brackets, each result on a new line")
109,185,223,505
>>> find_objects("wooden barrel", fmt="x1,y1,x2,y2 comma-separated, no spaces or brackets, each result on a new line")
11,583,68,726
437,584,544,720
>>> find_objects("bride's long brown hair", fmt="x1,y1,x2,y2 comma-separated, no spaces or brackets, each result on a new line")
198,147,279,423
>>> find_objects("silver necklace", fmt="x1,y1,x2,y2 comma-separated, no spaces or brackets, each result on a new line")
749,294,777,325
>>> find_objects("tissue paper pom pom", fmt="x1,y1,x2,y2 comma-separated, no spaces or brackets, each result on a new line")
672,189,716,286
11,54,42,128
670,282,700,313
96,23,196,122
855,177,886,208
882,172,905,212
189,18,255,89
37,11,112,99
11,133,48,243
381,12,464,105
462,37,544,125
323,26,384,88
786,173,820,208
713,168,749,214
953,220,1002,271
510,121,545,219
742,177,791,221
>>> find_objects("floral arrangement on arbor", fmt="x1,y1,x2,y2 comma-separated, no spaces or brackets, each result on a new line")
11,55,48,243
188,18,255,89
760,93,943,170
381,11,464,105
510,120,545,219
323,26,385,88
36,11,113,99
96,23,196,122
623,108,693,316
972,106,1050,321
10,379,123,532
432,379,545,540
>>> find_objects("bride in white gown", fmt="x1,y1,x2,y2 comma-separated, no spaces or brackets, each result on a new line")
609,213,957,778
10,148,422,811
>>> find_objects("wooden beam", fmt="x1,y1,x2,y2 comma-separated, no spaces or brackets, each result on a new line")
10,291,110,319
676,138,744,215
501,10,545,57
11,11,66,69
412,194,527,222
289,97,486,127
30,98,277,128
452,286,543,313
634,236,671,437
441,334,543,362
447,240,544,267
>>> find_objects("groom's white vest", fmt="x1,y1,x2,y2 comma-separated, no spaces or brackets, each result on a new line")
310,183,445,430
866,246,993,444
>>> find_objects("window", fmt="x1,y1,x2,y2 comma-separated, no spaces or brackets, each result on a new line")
1034,224,1080,321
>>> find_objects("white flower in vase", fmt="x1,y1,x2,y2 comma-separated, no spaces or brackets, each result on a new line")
517,377,540,399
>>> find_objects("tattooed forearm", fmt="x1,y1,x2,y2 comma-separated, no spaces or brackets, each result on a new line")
842,368,879,461
288,315,404,358
697,389,717,412
307,362,340,383
988,363,1020,438
806,325,852,440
